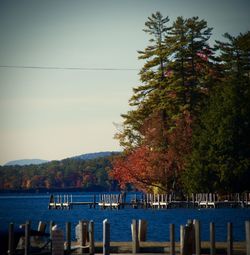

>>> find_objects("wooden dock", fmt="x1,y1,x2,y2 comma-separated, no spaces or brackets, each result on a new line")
48,192,250,210
5,219,250,255
71,241,247,255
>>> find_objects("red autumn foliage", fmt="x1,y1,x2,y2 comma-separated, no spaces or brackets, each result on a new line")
110,111,192,193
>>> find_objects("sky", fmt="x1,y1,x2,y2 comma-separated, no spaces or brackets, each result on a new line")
0,0,249,165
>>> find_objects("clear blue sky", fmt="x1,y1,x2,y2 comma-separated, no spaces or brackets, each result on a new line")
0,0,249,165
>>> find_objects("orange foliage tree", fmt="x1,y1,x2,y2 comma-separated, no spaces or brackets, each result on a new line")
111,111,192,193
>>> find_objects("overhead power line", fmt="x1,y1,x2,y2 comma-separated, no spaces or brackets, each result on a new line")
0,65,139,71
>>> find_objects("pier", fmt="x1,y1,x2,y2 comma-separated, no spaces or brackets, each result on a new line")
3,219,250,255
48,192,250,210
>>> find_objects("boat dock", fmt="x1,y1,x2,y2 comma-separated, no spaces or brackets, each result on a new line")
5,219,250,255
48,192,250,210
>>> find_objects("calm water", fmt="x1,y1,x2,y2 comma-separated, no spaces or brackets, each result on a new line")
0,192,249,241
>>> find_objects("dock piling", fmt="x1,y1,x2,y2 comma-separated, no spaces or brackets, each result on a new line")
24,221,30,255
66,222,71,253
132,219,139,254
8,223,14,255
89,220,95,255
227,222,233,255
210,222,215,255
194,219,201,255
103,219,110,255
79,220,88,254
246,221,250,255
3,218,250,254
138,219,147,242
170,223,175,255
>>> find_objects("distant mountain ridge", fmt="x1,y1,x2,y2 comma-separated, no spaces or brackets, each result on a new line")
5,159,48,166
72,151,119,160
4,151,119,166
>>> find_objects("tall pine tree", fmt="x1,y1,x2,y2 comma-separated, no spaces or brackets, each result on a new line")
183,31,250,193
112,13,215,193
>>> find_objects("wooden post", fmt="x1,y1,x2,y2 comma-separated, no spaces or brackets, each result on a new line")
210,222,215,255
89,220,95,255
48,195,53,209
170,224,175,255
132,219,139,254
227,222,233,255
181,224,194,255
38,221,46,233
66,222,71,253
49,221,54,250
246,221,250,255
51,228,64,255
190,221,196,254
180,225,184,255
109,194,112,209
93,195,96,209
138,219,147,242
79,220,88,254
103,219,110,255
194,219,201,255
49,221,54,238
8,223,14,255
25,221,30,255
100,194,103,209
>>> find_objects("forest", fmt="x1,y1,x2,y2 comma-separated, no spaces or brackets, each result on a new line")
0,155,118,192
110,13,250,195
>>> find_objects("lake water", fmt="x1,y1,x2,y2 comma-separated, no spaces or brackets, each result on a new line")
0,192,249,242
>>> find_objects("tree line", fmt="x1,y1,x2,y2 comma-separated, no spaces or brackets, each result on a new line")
0,156,117,191
110,13,250,194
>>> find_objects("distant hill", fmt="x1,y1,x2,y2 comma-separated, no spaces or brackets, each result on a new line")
5,159,49,166
0,151,121,192
72,151,119,160
4,151,120,167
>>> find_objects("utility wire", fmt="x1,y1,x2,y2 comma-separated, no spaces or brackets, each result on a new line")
0,65,140,71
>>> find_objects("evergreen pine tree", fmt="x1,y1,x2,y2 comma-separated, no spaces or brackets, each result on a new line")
116,12,171,149
184,31,250,193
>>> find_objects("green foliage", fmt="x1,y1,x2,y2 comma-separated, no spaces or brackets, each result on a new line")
114,13,216,193
183,31,250,193
117,13,215,150
114,13,250,194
